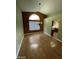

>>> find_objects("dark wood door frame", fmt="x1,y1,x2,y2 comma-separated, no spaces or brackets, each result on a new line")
22,12,47,34
51,21,54,36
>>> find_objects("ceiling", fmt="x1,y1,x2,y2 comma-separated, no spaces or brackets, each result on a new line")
16,0,62,16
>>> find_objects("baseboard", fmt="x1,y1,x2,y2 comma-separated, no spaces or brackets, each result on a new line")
16,35,24,58
44,32,62,42
24,32,42,36
44,32,51,37
56,38,62,42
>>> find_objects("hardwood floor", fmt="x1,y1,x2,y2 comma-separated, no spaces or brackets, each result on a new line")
17,32,62,59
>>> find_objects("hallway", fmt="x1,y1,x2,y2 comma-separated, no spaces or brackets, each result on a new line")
16,0,62,58
17,32,62,59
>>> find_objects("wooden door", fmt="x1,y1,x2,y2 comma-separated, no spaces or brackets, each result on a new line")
22,12,47,34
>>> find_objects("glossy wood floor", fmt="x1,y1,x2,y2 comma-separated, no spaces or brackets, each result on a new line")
17,32,62,59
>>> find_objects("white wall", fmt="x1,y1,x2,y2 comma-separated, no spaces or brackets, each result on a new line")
16,5,24,57
44,13,62,41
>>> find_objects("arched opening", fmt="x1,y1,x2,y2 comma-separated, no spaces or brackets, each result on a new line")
22,12,47,33
29,14,41,31
29,14,40,20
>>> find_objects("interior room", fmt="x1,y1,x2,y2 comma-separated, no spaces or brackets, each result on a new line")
16,0,62,59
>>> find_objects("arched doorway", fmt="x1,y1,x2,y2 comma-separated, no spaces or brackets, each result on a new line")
22,12,47,34
29,14,41,31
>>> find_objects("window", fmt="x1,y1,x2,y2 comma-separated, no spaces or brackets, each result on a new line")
29,14,40,20
29,14,40,31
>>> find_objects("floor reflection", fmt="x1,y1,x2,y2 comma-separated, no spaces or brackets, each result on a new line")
30,43,39,48
29,34,40,43
50,42,56,48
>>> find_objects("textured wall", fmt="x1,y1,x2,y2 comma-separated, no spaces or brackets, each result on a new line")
44,13,62,40
16,5,24,56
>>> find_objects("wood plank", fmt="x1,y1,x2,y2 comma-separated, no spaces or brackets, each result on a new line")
17,32,62,59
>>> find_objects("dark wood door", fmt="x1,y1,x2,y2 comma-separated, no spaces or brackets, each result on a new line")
22,12,47,34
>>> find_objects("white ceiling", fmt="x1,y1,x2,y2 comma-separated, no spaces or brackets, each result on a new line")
16,0,62,16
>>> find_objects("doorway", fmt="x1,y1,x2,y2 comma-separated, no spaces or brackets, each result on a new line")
29,14,42,32
22,12,47,34
51,21,59,36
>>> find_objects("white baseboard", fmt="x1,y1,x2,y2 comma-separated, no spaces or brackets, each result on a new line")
44,32,62,42
56,38,62,42
44,32,51,37
16,36,24,58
